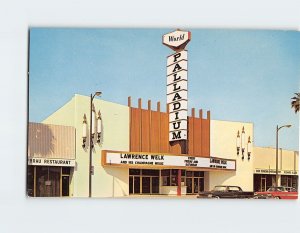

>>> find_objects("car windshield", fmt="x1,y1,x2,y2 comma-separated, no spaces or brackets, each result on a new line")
228,186,241,192
213,186,227,191
267,187,287,192
285,187,296,192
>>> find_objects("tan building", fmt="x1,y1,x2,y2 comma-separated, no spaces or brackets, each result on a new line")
27,123,76,197
253,146,298,191
27,94,298,197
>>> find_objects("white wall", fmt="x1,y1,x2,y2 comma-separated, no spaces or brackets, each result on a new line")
74,95,130,197
44,94,130,197
209,120,254,191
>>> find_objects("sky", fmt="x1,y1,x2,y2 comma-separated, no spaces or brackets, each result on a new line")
29,28,299,151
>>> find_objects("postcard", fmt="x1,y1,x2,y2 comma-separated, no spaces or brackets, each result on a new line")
27,28,299,199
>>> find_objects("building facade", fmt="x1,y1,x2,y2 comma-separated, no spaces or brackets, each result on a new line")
27,123,76,197
253,147,298,191
27,94,298,197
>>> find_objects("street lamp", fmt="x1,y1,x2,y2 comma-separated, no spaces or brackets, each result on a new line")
276,124,291,187
89,91,102,198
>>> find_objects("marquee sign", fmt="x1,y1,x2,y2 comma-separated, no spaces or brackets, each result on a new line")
28,157,76,167
102,150,236,171
164,30,191,142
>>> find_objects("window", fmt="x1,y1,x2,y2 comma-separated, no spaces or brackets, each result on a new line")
142,169,159,176
181,170,186,186
161,169,170,186
171,169,178,186
62,167,70,175
186,171,193,177
171,175,178,186
161,169,181,186
36,167,60,197
27,166,34,197
228,186,241,192
181,170,186,176
129,169,141,175
213,186,227,192
194,171,201,177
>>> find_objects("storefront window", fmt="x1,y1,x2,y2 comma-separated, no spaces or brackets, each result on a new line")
181,170,186,176
129,169,141,176
162,170,170,186
171,175,178,186
267,175,275,190
186,171,193,177
36,167,60,197
161,169,180,186
62,167,70,175
186,171,205,194
161,169,170,176
129,169,159,194
281,175,293,187
181,170,186,186
171,169,178,186
142,169,159,176
27,166,34,197
171,169,178,176
292,176,298,190
194,171,204,177
27,166,71,197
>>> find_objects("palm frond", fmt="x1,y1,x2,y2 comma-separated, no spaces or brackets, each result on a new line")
291,92,300,113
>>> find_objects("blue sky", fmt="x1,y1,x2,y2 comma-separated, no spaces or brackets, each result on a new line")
29,28,299,150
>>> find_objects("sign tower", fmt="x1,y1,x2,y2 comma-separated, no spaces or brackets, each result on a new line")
163,29,191,142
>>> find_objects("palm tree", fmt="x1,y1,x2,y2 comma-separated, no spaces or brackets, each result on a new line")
291,93,300,113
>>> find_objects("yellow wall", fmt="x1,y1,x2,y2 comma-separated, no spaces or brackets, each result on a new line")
209,120,254,191
43,94,130,197
253,146,298,171
43,98,75,127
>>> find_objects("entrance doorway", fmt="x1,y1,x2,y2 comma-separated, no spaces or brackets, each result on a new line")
129,169,159,195
185,171,204,194
253,174,276,192
36,166,60,197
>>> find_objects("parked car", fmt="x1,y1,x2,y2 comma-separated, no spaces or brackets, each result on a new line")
197,185,254,199
254,186,298,199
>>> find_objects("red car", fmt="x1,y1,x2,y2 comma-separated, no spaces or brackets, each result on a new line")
255,186,298,199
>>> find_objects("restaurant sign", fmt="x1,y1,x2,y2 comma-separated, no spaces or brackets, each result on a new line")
28,157,76,167
102,151,236,171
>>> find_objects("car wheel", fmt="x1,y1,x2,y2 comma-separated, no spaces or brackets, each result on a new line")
212,196,220,199
274,196,280,199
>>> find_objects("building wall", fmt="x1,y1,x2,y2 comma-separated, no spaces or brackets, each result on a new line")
253,147,299,171
129,97,210,157
43,94,130,197
209,120,254,191
28,122,75,159
43,98,75,127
